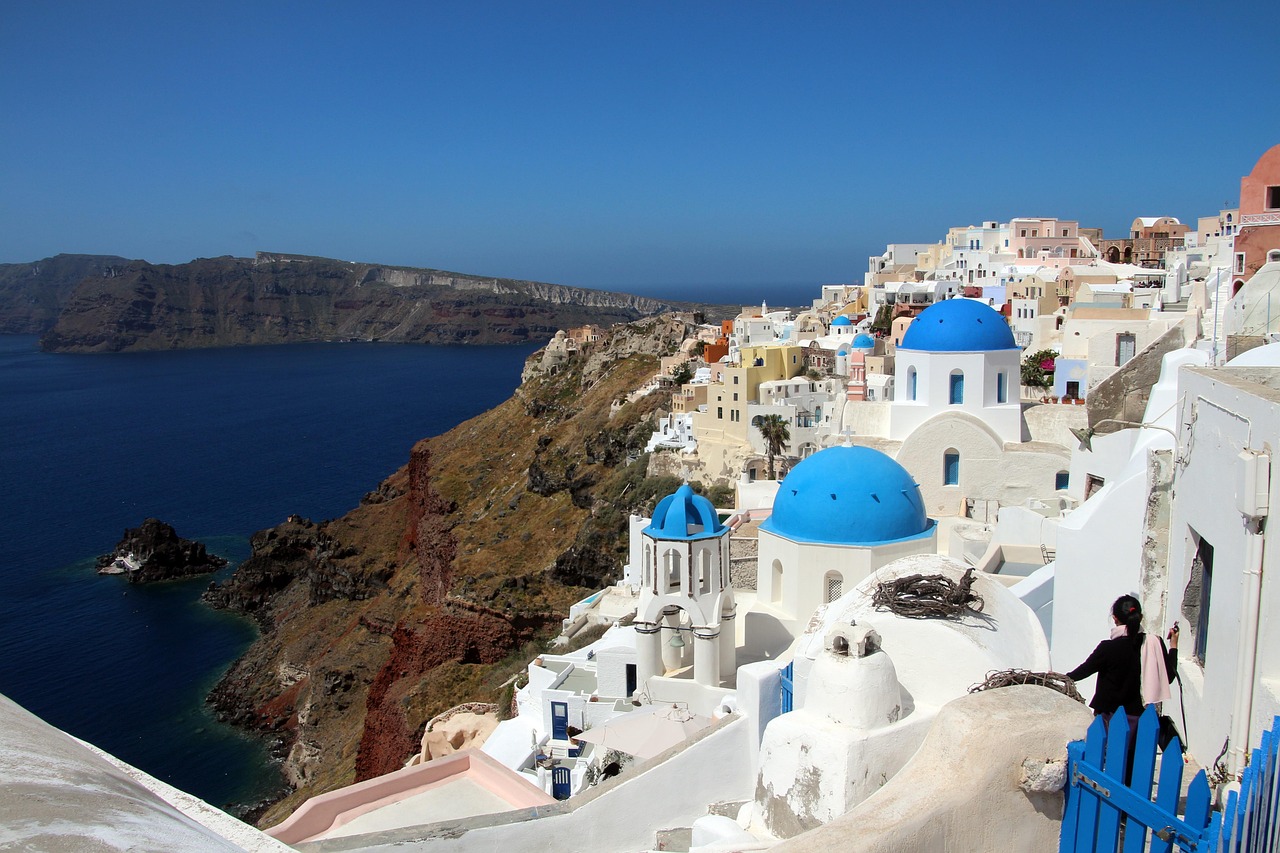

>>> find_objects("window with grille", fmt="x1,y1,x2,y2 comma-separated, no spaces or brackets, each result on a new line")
825,573,843,603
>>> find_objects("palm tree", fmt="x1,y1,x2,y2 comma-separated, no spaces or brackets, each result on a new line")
756,414,790,481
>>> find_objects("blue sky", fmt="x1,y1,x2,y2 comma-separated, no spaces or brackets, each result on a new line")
3,2,1279,302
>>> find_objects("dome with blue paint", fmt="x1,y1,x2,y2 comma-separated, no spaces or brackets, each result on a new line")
851,333,875,350
761,446,934,545
900,299,1017,352
830,315,853,327
645,484,727,541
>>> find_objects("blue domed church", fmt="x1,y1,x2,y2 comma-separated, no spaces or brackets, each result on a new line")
890,298,1022,444
633,485,736,689
755,446,937,628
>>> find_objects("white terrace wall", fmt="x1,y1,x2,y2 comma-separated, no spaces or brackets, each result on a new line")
1163,367,1280,772
300,716,755,853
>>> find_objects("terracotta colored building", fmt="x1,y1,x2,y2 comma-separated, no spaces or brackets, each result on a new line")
1234,143,1280,291
1095,216,1190,268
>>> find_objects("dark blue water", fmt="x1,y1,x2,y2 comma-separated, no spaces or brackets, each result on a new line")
0,335,536,810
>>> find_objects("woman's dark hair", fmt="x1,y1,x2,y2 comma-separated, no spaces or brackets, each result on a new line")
1112,594,1143,643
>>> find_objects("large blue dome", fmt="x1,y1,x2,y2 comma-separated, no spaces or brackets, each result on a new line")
761,446,933,545
645,484,727,541
899,299,1017,352
852,333,875,349
831,315,853,327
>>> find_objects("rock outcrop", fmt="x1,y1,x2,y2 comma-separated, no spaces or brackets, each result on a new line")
34,252,725,352
96,518,227,583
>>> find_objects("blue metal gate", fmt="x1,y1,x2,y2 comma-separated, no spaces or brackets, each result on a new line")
779,661,793,714
1061,705,1212,852
551,765,571,800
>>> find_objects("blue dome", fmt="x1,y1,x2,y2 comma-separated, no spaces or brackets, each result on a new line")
645,484,727,541
831,315,853,326
761,447,934,546
899,299,1017,352
852,333,875,349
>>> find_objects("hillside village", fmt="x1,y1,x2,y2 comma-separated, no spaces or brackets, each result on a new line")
6,145,1280,851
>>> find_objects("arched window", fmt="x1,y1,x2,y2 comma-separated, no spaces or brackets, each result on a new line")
771,560,783,603
643,546,651,589
943,450,960,486
996,371,1007,403
949,370,964,404
908,367,918,401
1056,470,1070,491
823,571,844,604
665,549,682,590
701,549,712,593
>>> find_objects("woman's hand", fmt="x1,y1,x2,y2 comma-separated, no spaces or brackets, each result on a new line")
1167,623,1180,649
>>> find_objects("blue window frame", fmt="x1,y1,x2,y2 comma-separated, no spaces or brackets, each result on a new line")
908,367,917,401
949,371,964,405
1055,470,1069,490
997,372,1007,403
944,451,960,485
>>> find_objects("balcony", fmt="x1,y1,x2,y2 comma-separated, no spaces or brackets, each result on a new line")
1241,211,1280,226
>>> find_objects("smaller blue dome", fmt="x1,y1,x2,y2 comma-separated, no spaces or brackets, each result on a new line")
831,315,853,327
899,299,1017,352
852,333,875,349
645,484,726,541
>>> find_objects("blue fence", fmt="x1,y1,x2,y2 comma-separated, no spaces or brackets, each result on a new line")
1210,717,1280,853
779,661,793,715
1061,706,1280,852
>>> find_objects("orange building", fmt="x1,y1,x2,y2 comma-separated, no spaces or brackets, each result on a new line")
1234,143,1280,292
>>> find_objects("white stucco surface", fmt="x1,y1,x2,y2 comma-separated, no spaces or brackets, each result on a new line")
770,686,1093,853
752,556,1051,837
0,693,278,852
300,716,755,853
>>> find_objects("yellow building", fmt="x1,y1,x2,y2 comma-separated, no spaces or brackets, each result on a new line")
691,344,806,465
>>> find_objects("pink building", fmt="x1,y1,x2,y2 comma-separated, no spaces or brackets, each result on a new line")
1235,143,1280,292
1007,218,1090,267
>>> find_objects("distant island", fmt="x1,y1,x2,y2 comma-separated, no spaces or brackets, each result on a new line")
0,251,731,352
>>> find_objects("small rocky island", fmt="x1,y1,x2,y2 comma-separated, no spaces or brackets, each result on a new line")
97,518,227,583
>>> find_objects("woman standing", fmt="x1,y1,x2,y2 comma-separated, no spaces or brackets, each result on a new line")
1067,594,1178,733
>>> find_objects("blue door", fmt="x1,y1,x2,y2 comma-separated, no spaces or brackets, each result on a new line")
779,662,793,714
551,766,571,800
551,701,569,740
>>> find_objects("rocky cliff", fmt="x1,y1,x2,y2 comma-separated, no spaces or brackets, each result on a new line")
203,315,697,826
0,254,131,334
34,252,721,352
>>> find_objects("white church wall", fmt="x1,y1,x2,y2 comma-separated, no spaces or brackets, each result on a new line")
890,349,1021,443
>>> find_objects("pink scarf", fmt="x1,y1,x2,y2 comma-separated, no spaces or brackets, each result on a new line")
1110,625,1170,705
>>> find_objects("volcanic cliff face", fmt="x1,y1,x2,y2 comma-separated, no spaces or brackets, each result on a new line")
0,254,131,334
36,252,721,352
204,315,697,826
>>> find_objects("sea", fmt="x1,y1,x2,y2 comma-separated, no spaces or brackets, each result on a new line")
0,335,538,812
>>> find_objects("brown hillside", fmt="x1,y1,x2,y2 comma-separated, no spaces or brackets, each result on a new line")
204,314,697,826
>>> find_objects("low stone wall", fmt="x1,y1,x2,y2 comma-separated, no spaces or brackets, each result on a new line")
425,703,500,733
730,536,758,590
